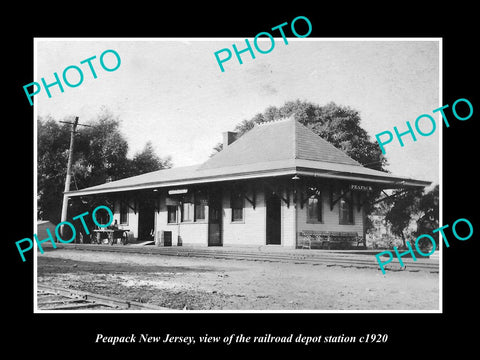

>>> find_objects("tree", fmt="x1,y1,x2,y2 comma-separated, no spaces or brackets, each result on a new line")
414,185,439,249
72,109,130,187
384,189,423,248
384,185,439,250
37,116,72,223
37,110,172,224
130,142,172,176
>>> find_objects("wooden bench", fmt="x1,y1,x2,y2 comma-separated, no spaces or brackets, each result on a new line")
298,231,364,249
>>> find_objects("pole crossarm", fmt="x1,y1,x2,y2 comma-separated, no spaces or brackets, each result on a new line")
59,119,94,129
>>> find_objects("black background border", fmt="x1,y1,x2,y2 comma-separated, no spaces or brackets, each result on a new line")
6,5,478,355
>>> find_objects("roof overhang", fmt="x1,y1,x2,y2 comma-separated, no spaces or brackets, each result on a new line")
66,168,298,197
296,168,431,188
66,165,430,198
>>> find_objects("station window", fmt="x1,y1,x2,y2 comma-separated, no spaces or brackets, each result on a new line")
307,193,322,223
181,202,194,222
180,192,194,222
339,193,354,225
194,192,207,221
167,205,177,224
230,189,244,222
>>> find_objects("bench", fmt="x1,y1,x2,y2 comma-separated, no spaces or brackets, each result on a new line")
298,231,364,250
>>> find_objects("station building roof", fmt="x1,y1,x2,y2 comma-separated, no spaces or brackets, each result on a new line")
67,118,431,197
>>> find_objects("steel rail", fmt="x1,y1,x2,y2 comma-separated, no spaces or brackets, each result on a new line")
54,244,439,273
37,284,169,310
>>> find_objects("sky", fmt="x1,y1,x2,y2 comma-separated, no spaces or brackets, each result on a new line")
35,38,440,186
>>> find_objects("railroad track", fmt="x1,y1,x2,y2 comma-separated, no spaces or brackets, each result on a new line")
37,284,168,310
57,244,439,273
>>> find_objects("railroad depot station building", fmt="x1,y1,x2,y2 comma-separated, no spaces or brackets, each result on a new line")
66,118,430,249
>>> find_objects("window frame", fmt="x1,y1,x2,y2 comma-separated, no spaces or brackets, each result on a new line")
167,205,178,224
338,192,355,225
194,190,207,222
306,192,323,224
181,201,194,222
230,188,244,223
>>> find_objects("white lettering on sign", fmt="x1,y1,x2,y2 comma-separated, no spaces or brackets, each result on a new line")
350,185,373,191
168,189,188,195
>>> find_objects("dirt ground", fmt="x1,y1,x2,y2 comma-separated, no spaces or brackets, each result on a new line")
36,248,439,311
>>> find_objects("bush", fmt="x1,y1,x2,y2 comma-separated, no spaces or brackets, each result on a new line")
367,234,403,250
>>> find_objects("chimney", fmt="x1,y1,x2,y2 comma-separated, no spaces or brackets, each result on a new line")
222,131,237,148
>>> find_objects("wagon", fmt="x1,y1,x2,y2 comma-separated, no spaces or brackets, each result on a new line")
92,229,129,245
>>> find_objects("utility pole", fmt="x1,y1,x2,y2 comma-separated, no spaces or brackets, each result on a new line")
59,117,92,237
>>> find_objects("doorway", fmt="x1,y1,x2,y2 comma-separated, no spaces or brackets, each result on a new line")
266,194,281,245
138,200,155,241
208,192,223,246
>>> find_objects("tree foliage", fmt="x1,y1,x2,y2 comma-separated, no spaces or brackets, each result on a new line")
384,185,439,250
384,189,423,248
37,110,172,223
130,141,172,175
414,184,439,247
37,117,71,224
